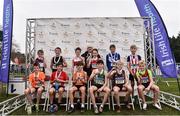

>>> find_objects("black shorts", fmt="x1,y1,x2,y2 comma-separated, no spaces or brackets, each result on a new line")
75,85,85,90
129,74,138,82
92,84,103,89
34,86,45,92
142,82,150,88
113,84,124,91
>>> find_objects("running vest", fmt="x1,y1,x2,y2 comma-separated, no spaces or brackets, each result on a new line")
108,53,119,66
35,57,45,72
73,57,83,66
91,58,99,69
93,70,105,85
129,55,139,75
138,70,150,84
34,72,42,87
112,70,125,85
52,56,63,70
74,71,86,85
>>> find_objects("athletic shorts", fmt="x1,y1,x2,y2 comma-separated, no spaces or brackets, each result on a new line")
92,84,103,89
74,85,85,90
52,85,64,91
113,84,124,91
142,82,150,88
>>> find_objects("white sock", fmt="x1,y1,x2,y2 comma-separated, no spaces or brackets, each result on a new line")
81,103,85,108
71,104,74,108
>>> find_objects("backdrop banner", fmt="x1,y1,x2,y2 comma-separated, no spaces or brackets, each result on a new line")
34,17,145,76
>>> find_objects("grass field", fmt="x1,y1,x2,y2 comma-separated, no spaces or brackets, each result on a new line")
156,77,180,95
11,103,180,115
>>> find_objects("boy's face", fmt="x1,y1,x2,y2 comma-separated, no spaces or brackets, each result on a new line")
139,64,145,71
97,63,104,70
38,52,44,58
75,50,81,56
92,50,98,57
34,66,39,72
130,47,137,54
117,63,123,70
87,47,93,53
57,65,63,71
55,49,61,56
110,47,116,53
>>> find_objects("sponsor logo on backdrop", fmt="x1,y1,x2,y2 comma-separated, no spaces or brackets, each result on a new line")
123,38,129,45
110,40,119,43
63,48,69,54
87,31,93,37
38,32,44,39
75,39,80,46
121,32,130,36
134,31,140,37
37,24,46,27
133,24,142,28
63,32,69,38
99,22,105,28
112,30,116,36
49,32,58,36
50,23,56,30
61,24,70,27
109,23,118,27
62,40,71,44
74,32,82,35
37,40,46,44
86,40,95,43
122,48,130,51
133,39,142,43
85,23,95,27
98,48,106,52
99,39,105,44
75,23,80,29
50,48,55,52
51,39,56,46
123,22,128,29
98,32,106,36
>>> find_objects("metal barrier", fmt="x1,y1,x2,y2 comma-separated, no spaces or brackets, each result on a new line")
146,90,180,111
0,94,26,115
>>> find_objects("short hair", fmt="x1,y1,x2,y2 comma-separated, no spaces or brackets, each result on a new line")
110,44,116,49
117,60,124,66
37,49,44,54
130,44,137,49
97,60,104,65
76,61,84,66
33,62,39,67
138,60,145,66
55,47,61,51
75,47,81,52
56,62,63,67
92,48,98,53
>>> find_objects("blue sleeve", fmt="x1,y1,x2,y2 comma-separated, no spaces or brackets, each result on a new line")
138,55,141,60
118,53,120,60
106,54,111,71
127,56,130,62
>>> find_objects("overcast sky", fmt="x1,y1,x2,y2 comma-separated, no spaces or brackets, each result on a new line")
0,0,180,53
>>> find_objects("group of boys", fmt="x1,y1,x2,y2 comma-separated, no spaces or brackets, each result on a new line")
24,44,162,114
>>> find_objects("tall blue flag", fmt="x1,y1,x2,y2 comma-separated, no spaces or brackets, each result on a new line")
134,0,177,78
0,0,13,83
